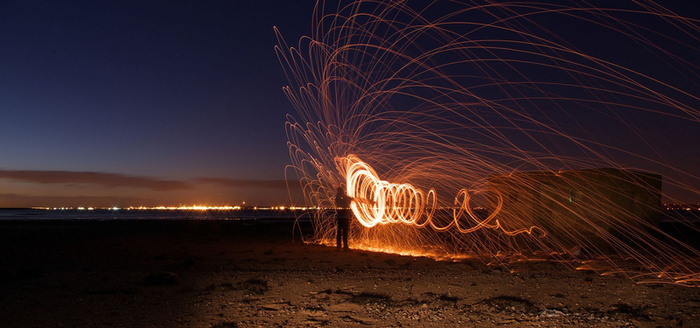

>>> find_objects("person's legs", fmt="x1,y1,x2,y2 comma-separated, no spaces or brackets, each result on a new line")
342,222,349,249
336,223,342,248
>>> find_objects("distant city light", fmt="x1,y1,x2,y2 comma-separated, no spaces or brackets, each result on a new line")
31,205,359,211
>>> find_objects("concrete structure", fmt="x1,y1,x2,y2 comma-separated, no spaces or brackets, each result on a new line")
488,168,662,247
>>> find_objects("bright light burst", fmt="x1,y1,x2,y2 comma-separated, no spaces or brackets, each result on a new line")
276,0,700,285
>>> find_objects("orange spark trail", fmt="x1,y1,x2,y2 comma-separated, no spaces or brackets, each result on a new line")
276,0,700,286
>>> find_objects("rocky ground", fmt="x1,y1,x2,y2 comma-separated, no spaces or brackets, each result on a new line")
1,220,699,327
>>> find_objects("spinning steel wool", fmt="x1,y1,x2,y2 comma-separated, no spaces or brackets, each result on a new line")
276,0,700,285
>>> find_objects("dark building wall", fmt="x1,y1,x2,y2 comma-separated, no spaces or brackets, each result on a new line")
488,168,662,248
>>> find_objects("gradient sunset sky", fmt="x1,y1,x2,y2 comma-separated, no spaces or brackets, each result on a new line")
1,1,314,207
1,1,698,207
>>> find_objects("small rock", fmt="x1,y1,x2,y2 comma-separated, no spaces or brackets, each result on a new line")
346,315,378,325
325,303,364,312
260,303,285,311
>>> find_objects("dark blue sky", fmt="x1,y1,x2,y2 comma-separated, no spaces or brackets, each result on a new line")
0,0,698,207
0,1,315,206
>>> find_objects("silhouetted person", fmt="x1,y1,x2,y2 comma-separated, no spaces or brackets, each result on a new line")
334,186,352,249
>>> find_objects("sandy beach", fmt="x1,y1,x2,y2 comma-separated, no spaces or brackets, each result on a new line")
1,220,699,328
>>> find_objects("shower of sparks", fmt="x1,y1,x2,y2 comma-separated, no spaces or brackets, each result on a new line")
276,0,700,286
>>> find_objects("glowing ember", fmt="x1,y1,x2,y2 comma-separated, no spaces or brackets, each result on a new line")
344,155,540,236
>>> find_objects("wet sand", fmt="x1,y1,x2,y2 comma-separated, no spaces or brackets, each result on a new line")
1,220,699,327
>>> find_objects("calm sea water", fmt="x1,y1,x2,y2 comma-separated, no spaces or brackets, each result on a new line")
0,208,316,222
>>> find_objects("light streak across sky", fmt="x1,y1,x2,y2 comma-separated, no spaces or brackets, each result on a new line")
276,0,700,285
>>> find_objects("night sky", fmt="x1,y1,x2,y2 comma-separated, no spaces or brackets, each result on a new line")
0,1,698,207
0,1,314,207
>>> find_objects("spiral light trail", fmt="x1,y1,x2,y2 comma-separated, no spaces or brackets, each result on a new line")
276,0,700,285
